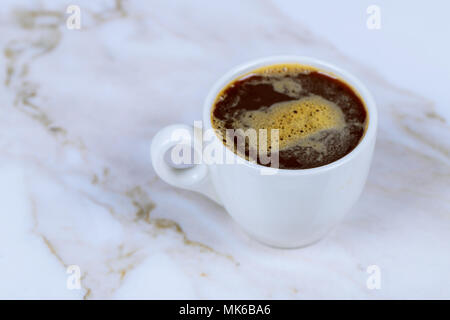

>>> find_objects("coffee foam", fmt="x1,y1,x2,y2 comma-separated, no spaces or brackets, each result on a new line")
211,63,367,168
237,77,304,98
233,95,345,151
272,78,303,97
250,63,317,75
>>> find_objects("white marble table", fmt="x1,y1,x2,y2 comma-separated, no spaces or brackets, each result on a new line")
0,0,449,299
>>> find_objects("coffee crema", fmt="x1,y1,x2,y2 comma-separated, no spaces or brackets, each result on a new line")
211,64,367,169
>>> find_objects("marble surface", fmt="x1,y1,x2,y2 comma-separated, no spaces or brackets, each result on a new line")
0,0,449,299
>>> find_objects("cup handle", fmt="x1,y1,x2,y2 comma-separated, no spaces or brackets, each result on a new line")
150,124,222,205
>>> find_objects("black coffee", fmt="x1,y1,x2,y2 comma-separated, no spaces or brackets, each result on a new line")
211,64,367,169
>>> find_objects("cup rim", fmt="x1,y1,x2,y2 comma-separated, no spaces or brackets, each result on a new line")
203,55,377,176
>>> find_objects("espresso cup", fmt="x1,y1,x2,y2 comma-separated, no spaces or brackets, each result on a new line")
151,56,377,248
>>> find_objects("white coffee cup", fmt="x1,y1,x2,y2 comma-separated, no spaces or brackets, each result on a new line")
151,56,377,248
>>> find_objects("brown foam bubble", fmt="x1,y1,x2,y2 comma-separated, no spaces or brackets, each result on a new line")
234,95,345,150
250,63,318,76
272,78,303,97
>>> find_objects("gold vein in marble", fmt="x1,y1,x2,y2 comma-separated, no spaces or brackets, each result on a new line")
126,186,238,265
391,109,450,160
30,198,92,300
4,9,86,151
86,0,127,24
